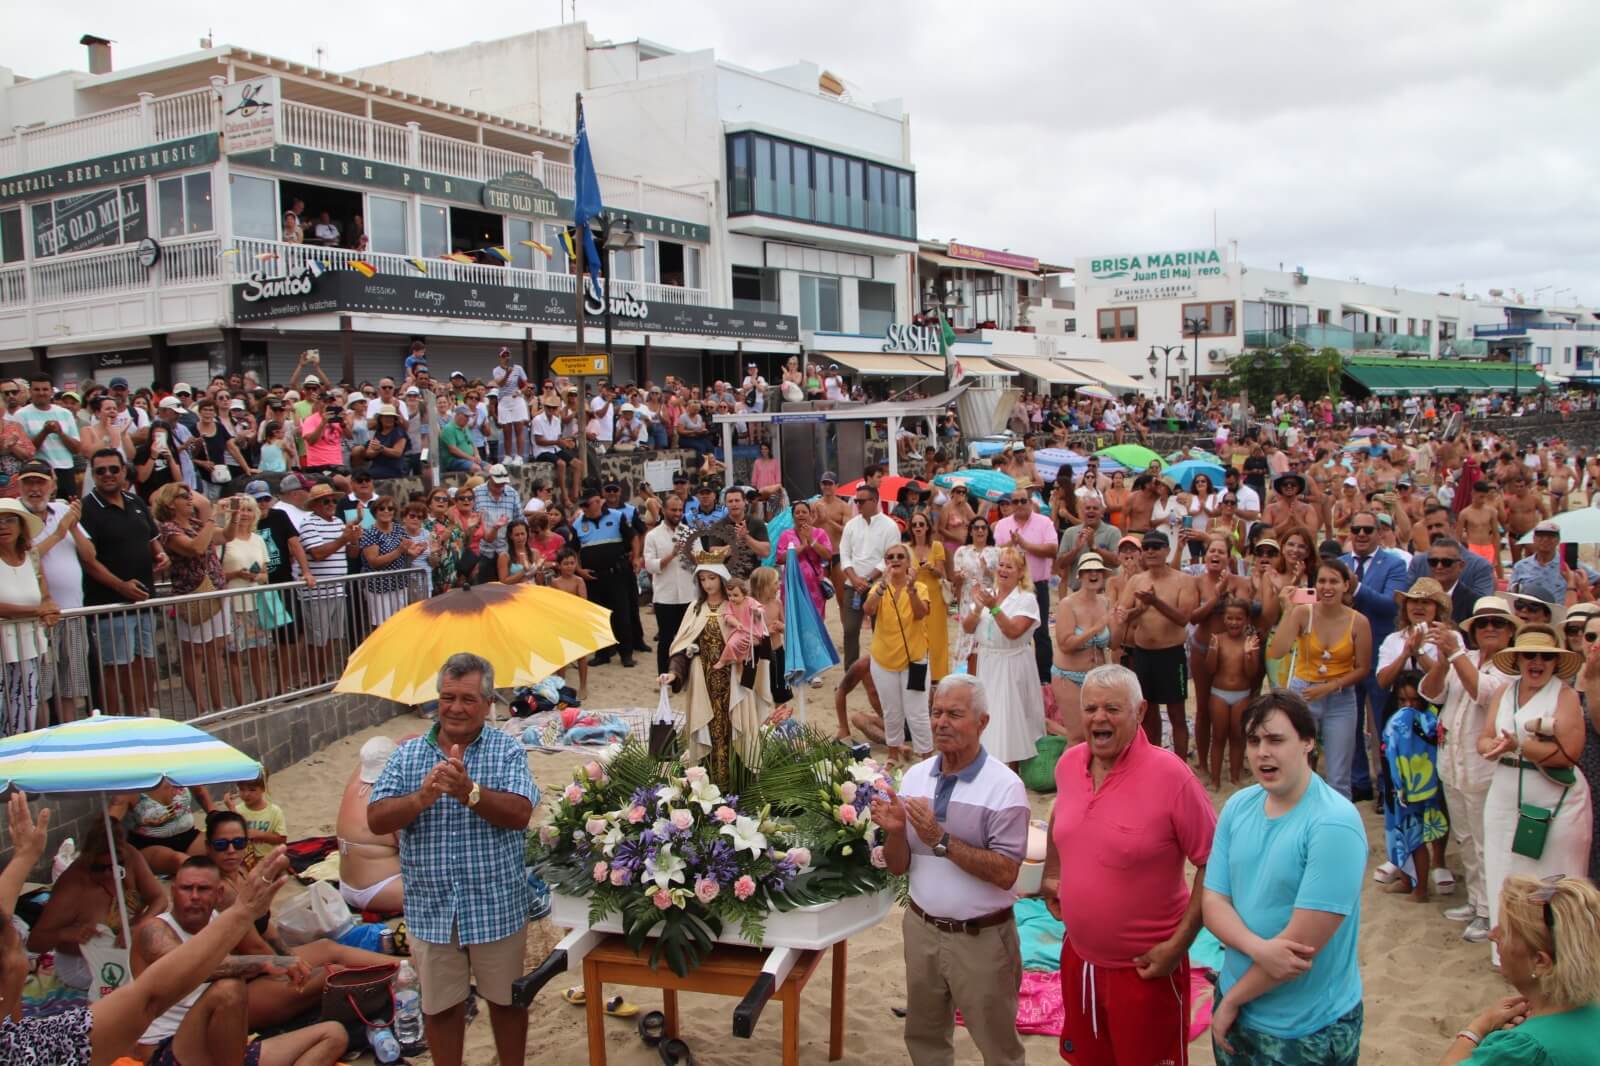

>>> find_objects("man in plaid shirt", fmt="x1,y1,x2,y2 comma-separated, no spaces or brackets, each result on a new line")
369,652,535,1064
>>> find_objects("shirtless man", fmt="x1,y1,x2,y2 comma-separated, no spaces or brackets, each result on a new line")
1457,481,1505,578
28,822,168,993
1105,536,1143,667
832,655,884,743
336,736,405,914
813,472,852,613
1264,473,1318,537
1121,474,1158,535
1547,450,1576,514
1499,474,1547,563
1396,479,1426,544
132,857,348,1065
1115,529,1198,759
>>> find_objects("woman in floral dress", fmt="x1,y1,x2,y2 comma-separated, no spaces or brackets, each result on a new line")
950,517,999,674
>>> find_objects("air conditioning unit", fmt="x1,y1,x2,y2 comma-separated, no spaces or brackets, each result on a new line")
1292,268,1308,284
1208,348,1227,363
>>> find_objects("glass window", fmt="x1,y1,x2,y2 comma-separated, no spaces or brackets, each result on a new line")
683,246,702,291
732,266,779,313
419,203,449,259
1097,307,1137,341
792,146,811,220
507,218,535,270
754,136,774,214
612,243,638,283
730,134,751,214
368,194,408,255
813,151,831,224
230,173,278,241
0,209,22,264
848,161,865,229
183,173,212,234
543,223,569,275
898,172,914,238
157,177,185,238
859,279,895,336
800,275,842,332
773,142,792,217
866,164,883,233
1181,301,1235,336
832,157,848,226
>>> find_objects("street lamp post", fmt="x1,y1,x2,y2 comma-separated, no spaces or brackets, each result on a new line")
596,215,645,367
1185,317,1205,390
1149,343,1183,399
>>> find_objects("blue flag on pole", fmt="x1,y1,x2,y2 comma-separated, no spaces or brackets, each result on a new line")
572,102,605,298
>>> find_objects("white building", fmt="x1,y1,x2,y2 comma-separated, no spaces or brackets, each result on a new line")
1067,246,1516,395
0,35,792,390
1471,293,1600,385
352,24,923,383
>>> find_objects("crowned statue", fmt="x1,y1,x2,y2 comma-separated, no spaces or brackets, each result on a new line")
660,546,776,786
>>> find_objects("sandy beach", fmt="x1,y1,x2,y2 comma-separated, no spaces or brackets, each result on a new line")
270,606,1508,1065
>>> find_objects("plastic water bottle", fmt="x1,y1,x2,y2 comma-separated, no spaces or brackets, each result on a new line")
368,1025,401,1063
393,962,423,1047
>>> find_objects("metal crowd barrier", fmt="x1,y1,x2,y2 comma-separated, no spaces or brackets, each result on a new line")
0,569,432,733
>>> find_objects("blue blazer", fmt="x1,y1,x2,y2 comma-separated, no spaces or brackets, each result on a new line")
1406,551,1496,613
1342,549,1412,646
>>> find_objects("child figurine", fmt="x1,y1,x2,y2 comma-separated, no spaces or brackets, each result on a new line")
1380,669,1448,902
715,578,768,670
1203,597,1261,790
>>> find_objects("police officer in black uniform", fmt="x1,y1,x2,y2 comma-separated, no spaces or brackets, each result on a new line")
573,485,642,667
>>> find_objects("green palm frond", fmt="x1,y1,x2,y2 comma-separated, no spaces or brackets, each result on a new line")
729,725,841,812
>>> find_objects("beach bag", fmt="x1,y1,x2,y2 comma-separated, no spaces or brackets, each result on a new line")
1512,761,1574,861
256,588,293,630
1019,736,1068,793
176,576,225,626
80,927,130,1002
321,961,398,1034
649,684,679,758
278,880,356,947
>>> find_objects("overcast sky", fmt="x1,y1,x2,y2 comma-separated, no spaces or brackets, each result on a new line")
10,0,1598,304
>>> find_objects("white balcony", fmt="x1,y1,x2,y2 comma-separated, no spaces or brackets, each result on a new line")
0,89,214,174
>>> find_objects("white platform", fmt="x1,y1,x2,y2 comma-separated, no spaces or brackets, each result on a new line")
548,887,895,951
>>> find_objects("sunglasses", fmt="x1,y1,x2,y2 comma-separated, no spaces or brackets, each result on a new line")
374,505,395,512
1518,652,1558,662
1254,547,1280,557
210,837,250,852
1349,525,1376,535
886,554,909,563
1009,497,1029,504
1427,557,1461,568
92,465,122,475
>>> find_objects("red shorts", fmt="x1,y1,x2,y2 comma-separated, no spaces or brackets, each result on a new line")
1059,937,1191,1066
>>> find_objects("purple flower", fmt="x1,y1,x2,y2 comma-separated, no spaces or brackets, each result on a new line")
630,786,660,810
700,838,740,886
764,856,798,891
611,838,645,875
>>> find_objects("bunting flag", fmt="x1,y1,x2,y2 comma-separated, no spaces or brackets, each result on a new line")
572,101,605,292
487,246,512,263
405,257,428,275
520,238,555,257
306,260,326,278
446,252,476,264
349,260,377,278
219,248,240,258
559,228,578,261
254,251,279,262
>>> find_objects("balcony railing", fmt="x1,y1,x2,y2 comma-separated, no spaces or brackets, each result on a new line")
0,235,221,309
227,237,710,307
1475,323,1600,337
0,88,215,175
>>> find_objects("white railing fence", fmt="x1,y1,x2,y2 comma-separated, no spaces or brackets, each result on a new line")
0,265,25,310
0,89,215,175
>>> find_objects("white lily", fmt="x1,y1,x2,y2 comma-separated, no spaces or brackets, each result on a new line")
846,762,882,784
719,815,769,857
643,842,688,890
597,822,625,856
688,778,724,813
656,783,683,808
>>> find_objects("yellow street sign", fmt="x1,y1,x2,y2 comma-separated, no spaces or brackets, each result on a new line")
551,355,609,377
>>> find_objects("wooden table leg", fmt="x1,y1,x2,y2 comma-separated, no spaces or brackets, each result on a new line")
582,956,607,1066
662,987,680,1039
781,984,800,1066
829,940,846,1061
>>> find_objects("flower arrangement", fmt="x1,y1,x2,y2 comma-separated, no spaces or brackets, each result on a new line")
529,728,900,975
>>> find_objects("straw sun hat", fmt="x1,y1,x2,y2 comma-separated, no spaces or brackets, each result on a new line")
1394,578,1452,618
1490,623,1583,679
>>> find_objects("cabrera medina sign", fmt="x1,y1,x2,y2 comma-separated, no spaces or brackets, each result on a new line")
1085,248,1227,283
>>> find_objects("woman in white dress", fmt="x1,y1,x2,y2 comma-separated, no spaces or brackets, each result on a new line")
1479,623,1592,963
950,516,999,673
962,546,1045,769
491,347,530,461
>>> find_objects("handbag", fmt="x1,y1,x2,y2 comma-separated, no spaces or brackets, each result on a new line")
321,961,399,1033
1511,758,1572,861
888,584,929,692
256,588,292,630
176,576,225,626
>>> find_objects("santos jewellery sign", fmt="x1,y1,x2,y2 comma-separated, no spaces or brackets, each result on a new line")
232,270,797,341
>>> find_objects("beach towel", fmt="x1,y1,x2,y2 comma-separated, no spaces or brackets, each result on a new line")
1014,897,1065,972
284,835,339,874
1381,705,1449,881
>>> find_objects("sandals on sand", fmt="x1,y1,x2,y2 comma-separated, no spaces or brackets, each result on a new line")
561,987,640,1017
659,1037,697,1064
638,1011,666,1046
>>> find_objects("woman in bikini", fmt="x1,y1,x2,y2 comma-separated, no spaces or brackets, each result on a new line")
936,484,975,559
1051,556,1113,744
334,737,405,915
1189,535,1251,770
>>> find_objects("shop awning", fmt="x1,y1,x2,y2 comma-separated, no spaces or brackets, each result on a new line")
1060,359,1146,393
994,358,1094,385
952,355,1015,377
918,249,1042,282
1344,358,1532,395
1342,302,1400,318
821,352,942,377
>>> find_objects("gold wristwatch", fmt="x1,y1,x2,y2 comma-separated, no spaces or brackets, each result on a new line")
467,783,482,808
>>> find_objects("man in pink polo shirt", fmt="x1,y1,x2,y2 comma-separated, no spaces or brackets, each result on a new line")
1042,663,1216,1066
991,483,1059,683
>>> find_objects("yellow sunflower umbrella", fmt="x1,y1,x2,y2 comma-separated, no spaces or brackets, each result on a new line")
336,583,617,704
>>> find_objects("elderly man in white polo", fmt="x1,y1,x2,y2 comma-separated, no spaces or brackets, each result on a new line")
871,674,1029,1066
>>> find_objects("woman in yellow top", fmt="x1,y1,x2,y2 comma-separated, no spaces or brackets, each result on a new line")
1266,556,1372,799
905,513,951,680
865,544,930,766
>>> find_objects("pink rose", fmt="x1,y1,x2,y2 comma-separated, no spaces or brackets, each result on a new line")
733,875,757,901
839,804,858,825
627,805,646,824
839,781,858,804
585,817,608,836
652,889,674,910
584,760,604,780
592,861,609,882
785,847,811,869
694,877,720,904
538,825,559,845
870,846,887,869
670,809,694,832
714,805,738,824
685,766,709,786
610,867,631,886
562,783,584,804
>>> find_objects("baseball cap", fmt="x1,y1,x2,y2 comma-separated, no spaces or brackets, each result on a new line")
820,471,838,484
404,386,421,397
450,370,466,380
488,463,510,484
1342,476,1358,487
278,473,311,493
359,736,398,784
228,399,246,410
302,375,321,386
157,396,182,410
523,497,547,514
17,460,53,481
1318,539,1344,559
245,480,273,500
1140,531,1170,549
108,377,129,389
1117,535,1142,550
453,404,471,417
173,382,193,395
672,473,689,485
1534,520,1560,536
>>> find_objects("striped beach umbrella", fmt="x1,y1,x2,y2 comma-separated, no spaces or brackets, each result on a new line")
0,715,261,795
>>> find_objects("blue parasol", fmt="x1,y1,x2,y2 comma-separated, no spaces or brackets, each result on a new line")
781,545,839,720
1165,459,1227,491
933,468,1015,504
1032,448,1130,485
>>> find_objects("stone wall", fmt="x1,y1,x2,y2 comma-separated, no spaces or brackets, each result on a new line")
2,692,407,877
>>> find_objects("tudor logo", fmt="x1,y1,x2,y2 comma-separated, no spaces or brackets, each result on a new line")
240,268,315,302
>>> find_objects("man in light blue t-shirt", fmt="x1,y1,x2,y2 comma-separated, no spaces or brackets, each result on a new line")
9,374,81,499
1202,689,1367,1066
